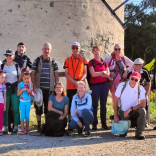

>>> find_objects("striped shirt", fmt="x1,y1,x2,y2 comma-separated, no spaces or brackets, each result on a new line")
32,57,58,90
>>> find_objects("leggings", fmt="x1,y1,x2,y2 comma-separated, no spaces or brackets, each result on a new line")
20,101,31,121
0,103,4,131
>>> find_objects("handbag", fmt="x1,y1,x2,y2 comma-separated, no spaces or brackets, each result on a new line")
112,120,131,135
33,88,43,107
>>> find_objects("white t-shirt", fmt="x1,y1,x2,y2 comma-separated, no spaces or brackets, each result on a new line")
115,81,145,111
1,64,21,83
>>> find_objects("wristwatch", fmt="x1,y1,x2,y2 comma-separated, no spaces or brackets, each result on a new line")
131,107,133,111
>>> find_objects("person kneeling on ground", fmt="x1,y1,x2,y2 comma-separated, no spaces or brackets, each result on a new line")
114,72,146,140
69,81,94,137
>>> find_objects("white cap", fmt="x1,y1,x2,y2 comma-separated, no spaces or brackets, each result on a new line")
134,58,144,65
72,42,81,47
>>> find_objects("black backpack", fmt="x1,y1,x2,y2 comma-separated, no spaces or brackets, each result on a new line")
41,111,67,137
87,58,106,87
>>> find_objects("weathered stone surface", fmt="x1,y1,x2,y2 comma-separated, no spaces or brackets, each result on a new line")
0,0,124,70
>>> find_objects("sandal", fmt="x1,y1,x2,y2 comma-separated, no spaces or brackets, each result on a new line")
20,130,26,135
26,130,30,134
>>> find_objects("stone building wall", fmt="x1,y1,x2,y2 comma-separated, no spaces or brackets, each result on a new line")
0,0,124,71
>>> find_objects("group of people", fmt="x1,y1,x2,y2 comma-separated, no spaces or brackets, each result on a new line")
0,41,155,140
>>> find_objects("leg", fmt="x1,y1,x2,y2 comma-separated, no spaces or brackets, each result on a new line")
69,119,78,130
135,108,146,137
25,101,31,133
81,109,94,133
0,104,4,131
100,82,109,127
91,85,100,126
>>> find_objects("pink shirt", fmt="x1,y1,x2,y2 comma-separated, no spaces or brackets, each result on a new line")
0,84,6,104
88,59,108,84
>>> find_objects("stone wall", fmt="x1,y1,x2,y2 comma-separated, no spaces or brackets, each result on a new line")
0,0,124,71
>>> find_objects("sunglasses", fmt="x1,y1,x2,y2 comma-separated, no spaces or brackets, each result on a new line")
115,48,121,51
72,47,79,50
131,77,139,82
5,54,12,57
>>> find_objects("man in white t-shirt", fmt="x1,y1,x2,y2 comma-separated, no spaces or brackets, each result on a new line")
114,72,146,140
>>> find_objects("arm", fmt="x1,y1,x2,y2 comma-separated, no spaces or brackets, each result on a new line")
48,100,63,116
59,104,69,120
54,72,59,83
17,88,27,96
124,56,134,72
114,96,120,123
27,57,32,69
145,82,151,97
31,71,37,90
80,65,87,81
89,66,103,77
3,91,6,111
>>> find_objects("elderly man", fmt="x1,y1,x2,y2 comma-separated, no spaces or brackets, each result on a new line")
114,72,146,140
31,43,59,132
127,58,151,126
64,42,87,123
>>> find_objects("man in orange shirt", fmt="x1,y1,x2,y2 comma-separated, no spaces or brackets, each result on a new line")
64,42,87,122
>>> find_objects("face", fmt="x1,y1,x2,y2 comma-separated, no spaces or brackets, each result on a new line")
17,45,26,55
92,47,101,58
0,74,6,84
133,64,142,72
42,45,51,59
114,45,121,56
129,76,139,88
55,84,63,95
22,75,30,83
77,83,86,95
72,46,80,56
6,54,14,62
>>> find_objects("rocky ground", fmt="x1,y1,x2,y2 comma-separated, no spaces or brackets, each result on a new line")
0,125,156,156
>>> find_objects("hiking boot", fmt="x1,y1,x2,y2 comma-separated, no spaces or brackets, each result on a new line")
102,124,109,130
37,124,41,133
120,133,127,137
12,127,18,134
92,125,97,130
135,135,145,140
84,131,90,137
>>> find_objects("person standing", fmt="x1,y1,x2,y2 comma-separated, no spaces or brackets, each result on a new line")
31,42,59,132
64,42,87,123
88,45,110,130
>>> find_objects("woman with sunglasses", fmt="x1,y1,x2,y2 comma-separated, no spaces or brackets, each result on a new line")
106,44,133,104
0,49,21,134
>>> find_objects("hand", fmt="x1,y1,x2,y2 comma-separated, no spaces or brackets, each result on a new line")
146,95,149,102
73,80,78,87
114,115,119,123
122,71,127,79
124,108,131,118
73,111,77,117
77,120,83,128
59,115,64,120
22,88,27,92
3,106,6,111
27,89,32,94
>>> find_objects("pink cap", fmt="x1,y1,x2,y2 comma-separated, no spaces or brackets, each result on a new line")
131,72,141,80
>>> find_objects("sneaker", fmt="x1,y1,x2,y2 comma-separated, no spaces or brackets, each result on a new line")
37,125,41,133
119,133,127,137
77,126,83,134
3,127,8,135
153,126,156,130
0,131,2,136
135,135,145,140
92,125,97,131
84,132,90,137
102,124,109,130
13,127,18,134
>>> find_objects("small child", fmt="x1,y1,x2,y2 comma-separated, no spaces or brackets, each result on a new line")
0,70,6,136
17,69,33,134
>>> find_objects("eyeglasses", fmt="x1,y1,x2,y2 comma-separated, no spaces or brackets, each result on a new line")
131,77,139,82
5,54,11,57
115,48,121,51
55,87,62,89
72,47,79,50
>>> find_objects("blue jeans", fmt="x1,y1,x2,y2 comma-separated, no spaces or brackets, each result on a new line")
91,82,109,126
69,109,94,133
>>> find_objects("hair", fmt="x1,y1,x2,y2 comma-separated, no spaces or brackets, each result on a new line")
113,43,124,56
19,69,30,83
53,82,66,96
17,42,25,47
43,42,52,49
92,45,103,54
0,70,6,76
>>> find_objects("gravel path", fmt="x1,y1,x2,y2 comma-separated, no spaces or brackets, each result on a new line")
0,126,156,156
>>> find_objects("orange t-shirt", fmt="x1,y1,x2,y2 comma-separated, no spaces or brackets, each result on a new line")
64,55,87,90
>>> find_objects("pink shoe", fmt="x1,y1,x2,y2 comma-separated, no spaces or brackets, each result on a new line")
26,130,30,134
20,130,26,135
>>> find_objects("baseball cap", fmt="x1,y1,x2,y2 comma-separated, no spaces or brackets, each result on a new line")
72,42,81,47
134,58,144,65
4,49,15,56
131,72,141,80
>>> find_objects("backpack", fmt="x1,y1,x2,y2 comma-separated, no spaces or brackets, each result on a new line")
1,63,19,79
41,111,67,137
87,58,106,88
35,56,56,72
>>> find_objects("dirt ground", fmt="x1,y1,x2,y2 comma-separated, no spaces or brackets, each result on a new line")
0,125,156,156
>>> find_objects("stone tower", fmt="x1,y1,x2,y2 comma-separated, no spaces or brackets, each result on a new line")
0,0,124,70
